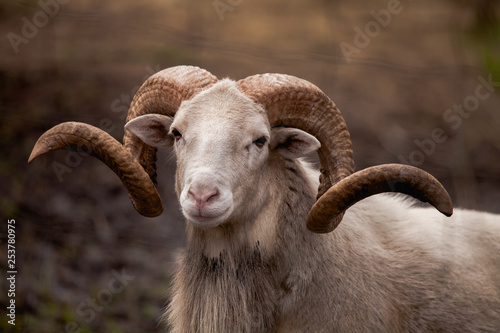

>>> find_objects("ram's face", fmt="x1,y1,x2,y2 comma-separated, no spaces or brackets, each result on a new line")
126,80,320,229
170,81,273,228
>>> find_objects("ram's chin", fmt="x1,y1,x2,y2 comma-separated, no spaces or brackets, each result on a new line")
184,208,233,229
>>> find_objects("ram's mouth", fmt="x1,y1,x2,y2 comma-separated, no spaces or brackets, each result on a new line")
183,207,233,229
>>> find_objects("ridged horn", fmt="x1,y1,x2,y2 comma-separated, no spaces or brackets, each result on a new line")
29,66,219,217
123,66,219,184
28,122,163,217
306,164,453,233
237,74,354,197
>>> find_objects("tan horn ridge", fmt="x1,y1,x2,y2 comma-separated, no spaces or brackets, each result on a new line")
237,73,354,198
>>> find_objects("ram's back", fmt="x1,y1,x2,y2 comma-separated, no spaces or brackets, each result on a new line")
339,195,500,331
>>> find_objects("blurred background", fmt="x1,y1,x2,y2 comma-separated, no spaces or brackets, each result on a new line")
1,0,499,331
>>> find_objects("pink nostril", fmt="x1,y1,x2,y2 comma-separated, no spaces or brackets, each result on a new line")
188,188,219,207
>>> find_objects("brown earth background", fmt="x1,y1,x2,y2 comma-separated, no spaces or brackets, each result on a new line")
1,0,499,332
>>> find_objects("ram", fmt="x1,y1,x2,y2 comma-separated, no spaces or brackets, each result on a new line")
29,66,500,332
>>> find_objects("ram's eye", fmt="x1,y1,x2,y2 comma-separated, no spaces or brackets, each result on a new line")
253,136,267,148
170,128,182,140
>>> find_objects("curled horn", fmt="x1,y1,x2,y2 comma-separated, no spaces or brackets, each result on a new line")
28,122,163,217
237,74,354,196
237,74,453,233
123,66,219,184
306,164,453,233
29,66,219,217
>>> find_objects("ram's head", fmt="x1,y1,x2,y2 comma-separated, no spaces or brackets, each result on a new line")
29,66,452,233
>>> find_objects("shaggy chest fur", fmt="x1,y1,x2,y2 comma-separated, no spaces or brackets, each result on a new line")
165,160,313,333
167,245,282,333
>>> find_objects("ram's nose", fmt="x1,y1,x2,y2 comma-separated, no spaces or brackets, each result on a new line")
187,186,220,208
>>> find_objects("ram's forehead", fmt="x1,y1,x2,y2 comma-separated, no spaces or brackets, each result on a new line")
176,79,267,124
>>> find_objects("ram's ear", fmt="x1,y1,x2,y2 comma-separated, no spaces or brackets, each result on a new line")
125,114,173,147
270,127,321,159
